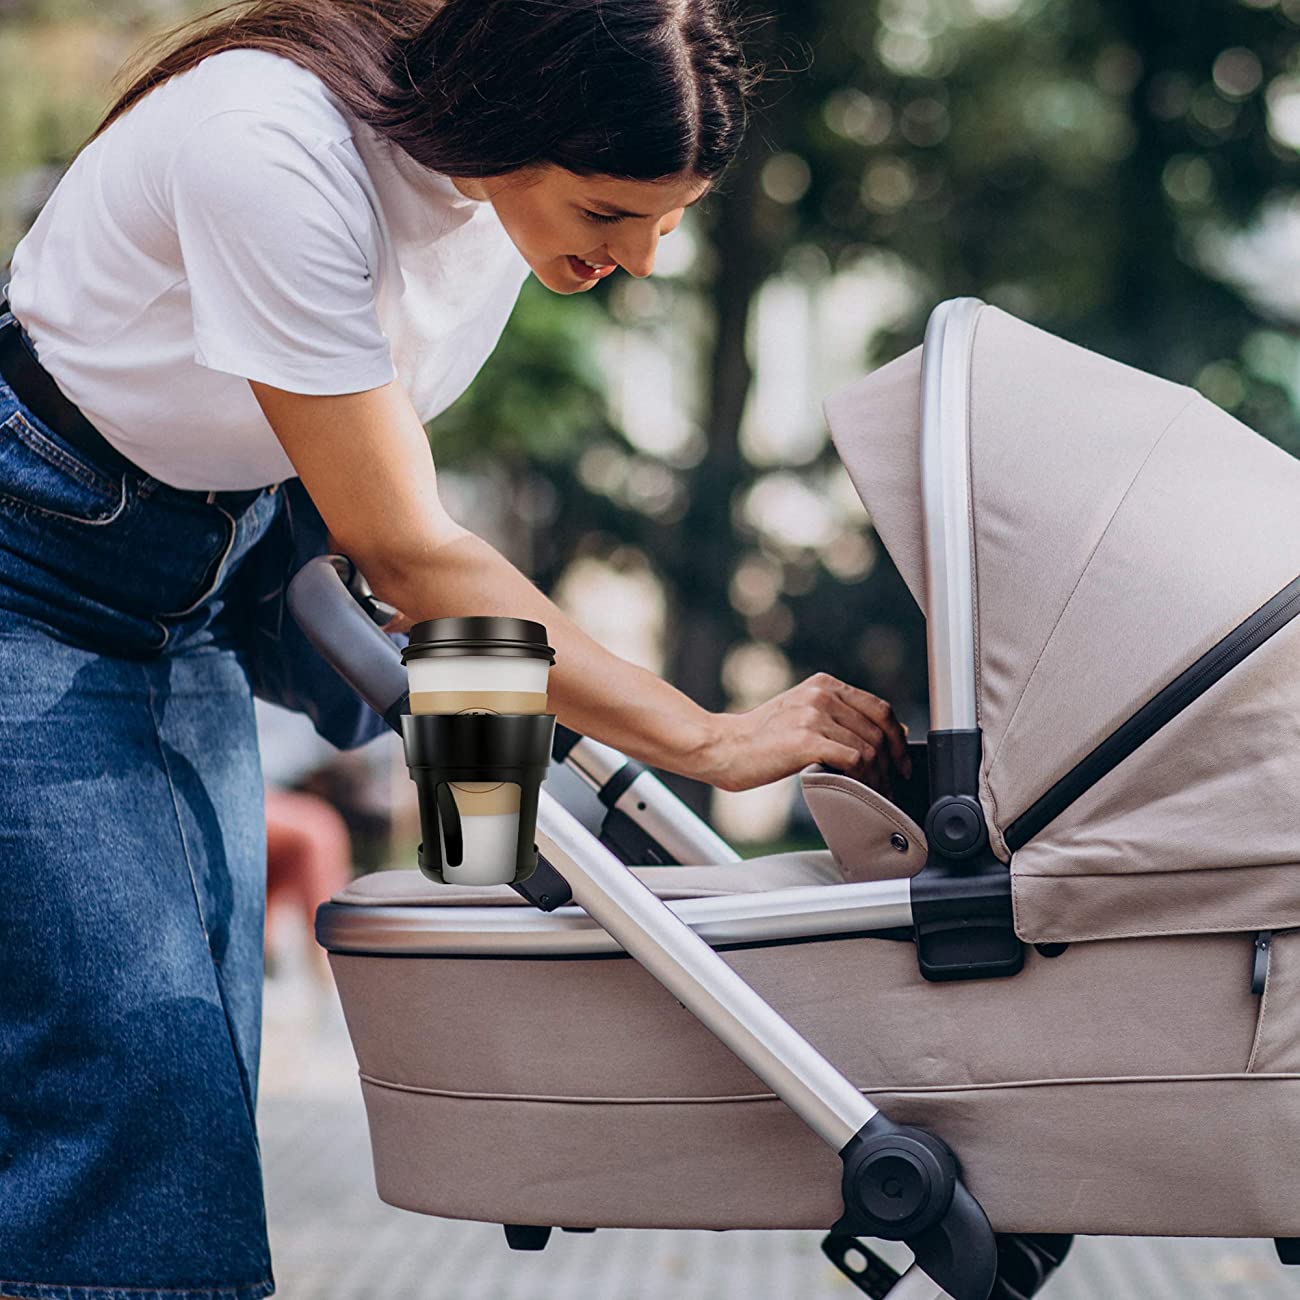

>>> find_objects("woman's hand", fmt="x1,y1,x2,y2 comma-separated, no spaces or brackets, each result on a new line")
695,673,911,797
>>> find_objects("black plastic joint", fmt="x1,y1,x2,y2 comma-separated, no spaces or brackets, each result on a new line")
833,1114,957,1241
925,794,988,858
913,727,1024,983
598,757,645,809
551,721,582,763
927,729,982,799
833,1116,999,1300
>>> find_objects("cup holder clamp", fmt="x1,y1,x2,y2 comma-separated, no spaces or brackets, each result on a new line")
401,711,556,887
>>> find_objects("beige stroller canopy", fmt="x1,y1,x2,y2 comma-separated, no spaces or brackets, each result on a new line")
826,301,1300,946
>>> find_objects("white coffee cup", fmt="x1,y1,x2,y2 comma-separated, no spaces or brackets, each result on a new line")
402,616,554,885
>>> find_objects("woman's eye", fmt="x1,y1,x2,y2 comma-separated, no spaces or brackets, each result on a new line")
583,209,623,225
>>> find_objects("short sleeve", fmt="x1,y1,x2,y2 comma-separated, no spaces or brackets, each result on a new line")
168,110,397,394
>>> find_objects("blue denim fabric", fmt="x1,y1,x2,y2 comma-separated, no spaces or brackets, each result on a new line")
239,476,401,751
0,322,279,1298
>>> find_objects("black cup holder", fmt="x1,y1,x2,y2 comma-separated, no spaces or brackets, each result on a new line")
400,711,556,885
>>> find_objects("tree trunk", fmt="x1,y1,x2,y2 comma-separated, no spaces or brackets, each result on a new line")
660,135,776,815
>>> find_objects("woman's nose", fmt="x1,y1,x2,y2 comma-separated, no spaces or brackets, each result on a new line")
613,224,661,279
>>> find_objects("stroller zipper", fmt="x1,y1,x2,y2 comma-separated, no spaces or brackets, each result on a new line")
1006,571,1300,852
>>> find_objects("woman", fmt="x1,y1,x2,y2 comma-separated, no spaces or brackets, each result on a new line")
0,2,909,1296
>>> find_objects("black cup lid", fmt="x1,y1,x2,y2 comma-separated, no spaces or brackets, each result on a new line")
402,615,555,663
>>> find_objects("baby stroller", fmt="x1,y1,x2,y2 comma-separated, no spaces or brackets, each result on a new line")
294,298,1300,1300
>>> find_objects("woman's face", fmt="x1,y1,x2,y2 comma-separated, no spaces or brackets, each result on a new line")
453,165,711,293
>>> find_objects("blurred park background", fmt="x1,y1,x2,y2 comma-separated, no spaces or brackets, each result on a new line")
3,1,1300,1296
4,0,1300,844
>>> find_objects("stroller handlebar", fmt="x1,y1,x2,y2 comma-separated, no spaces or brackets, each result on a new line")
286,554,409,730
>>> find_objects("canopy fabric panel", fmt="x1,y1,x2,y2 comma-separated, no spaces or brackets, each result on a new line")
825,304,1300,944
1011,613,1300,942
824,345,927,610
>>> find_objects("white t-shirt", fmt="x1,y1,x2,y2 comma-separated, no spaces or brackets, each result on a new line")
3,48,531,490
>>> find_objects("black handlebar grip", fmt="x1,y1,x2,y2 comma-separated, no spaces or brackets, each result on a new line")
286,554,409,728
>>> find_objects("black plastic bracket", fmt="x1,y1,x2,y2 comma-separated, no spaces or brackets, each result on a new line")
912,730,1023,982
597,807,673,866
502,1224,551,1251
1276,1237,1300,1265
991,1233,1073,1297
339,557,399,628
834,1114,997,1300
511,854,573,911
823,1230,1073,1299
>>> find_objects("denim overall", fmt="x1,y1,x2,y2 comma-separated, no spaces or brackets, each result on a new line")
0,307,280,1299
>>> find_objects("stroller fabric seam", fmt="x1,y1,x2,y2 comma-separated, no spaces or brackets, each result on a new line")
356,1070,1300,1106
820,788,919,842
983,390,1198,839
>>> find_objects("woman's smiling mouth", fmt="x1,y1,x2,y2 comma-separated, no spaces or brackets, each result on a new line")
567,254,616,281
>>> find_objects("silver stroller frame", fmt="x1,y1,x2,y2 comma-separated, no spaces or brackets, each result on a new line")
295,299,1045,1300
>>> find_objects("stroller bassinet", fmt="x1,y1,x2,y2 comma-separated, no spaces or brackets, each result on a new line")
305,299,1300,1300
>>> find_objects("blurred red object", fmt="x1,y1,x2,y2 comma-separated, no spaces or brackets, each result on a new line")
265,784,352,979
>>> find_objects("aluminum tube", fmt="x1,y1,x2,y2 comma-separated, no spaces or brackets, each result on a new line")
315,874,914,956
613,770,741,864
535,791,877,1151
920,298,984,732
562,734,631,789
563,736,742,865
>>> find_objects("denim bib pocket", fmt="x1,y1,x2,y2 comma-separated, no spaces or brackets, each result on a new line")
0,405,128,524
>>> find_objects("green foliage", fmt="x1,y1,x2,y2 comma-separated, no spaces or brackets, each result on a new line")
426,276,611,467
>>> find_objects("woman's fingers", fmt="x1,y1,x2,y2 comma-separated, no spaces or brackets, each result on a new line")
824,701,893,795
810,676,908,785
835,680,910,776
826,699,886,761
816,718,893,797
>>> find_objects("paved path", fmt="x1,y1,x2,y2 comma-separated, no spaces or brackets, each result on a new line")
257,941,1297,1300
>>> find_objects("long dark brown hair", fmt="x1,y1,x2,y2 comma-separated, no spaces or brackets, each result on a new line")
88,0,762,183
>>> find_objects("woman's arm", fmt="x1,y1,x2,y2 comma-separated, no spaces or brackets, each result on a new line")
249,377,910,794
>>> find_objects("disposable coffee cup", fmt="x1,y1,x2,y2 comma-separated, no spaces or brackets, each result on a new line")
402,616,555,885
